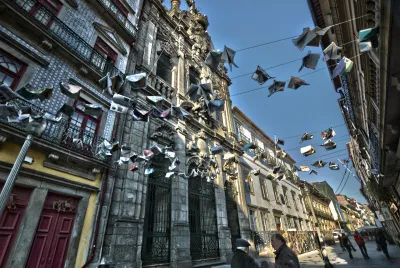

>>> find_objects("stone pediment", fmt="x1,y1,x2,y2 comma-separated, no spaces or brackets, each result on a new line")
150,122,175,147
93,23,127,56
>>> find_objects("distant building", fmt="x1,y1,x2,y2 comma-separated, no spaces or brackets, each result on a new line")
233,107,314,256
299,180,338,244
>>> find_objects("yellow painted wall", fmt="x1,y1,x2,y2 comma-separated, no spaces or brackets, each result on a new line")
75,191,98,268
0,142,101,187
0,141,102,267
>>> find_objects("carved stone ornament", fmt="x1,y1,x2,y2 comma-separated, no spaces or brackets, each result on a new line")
185,0,210,60
223,154,239,179
53,199,75,212
150,122,175,147
6,194,16,211
186,131,219,181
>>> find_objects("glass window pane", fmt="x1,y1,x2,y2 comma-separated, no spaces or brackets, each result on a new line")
3,76,14,87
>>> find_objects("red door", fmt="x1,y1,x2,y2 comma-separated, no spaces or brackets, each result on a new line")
26,193,78,268
0,186,32,267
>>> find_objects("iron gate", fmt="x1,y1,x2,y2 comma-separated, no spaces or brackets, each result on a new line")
142,169,171,265
189,176,220,260
225,181,241,251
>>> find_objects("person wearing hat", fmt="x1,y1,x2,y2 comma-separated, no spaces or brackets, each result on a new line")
231,239,268,268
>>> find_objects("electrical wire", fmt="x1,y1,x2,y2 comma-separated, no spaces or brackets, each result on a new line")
278,124,347,140
230,39,359,80
234,14,367,52
338,166,355,194
284,135,350,152
230,53,364,97
335,163,351,193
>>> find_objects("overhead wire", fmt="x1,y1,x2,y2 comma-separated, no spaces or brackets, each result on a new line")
335,162,351,193
230,53,364,97
230,39,359,80
279,123,347,140
283,134,350,152
338,166,355,194
233,14,367,53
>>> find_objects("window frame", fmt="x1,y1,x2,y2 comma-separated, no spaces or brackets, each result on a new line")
249,209,257,231
156,53,173,85
0,48,28,89
70,98,102,136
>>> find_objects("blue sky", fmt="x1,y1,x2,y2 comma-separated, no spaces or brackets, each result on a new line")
167,1,365,202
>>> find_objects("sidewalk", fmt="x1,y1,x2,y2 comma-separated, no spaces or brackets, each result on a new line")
215,238,400,267
255,237,400,267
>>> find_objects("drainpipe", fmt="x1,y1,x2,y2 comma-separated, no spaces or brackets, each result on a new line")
81,167,110,268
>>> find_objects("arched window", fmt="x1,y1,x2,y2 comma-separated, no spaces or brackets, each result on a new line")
0,49,27,89
156,53,172,85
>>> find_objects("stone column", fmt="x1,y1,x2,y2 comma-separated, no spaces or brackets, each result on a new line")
170,121,191,268
176,50,186,97
6,188,48,267
235,164,252,241
214,153,233,263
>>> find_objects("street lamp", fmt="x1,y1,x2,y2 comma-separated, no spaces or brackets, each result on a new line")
0,93,48,215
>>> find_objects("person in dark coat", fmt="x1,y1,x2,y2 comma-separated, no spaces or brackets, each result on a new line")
376,230,390,259
354,231,369,259
338,233,345,251
341,233,354,259
231,239,269,268
270,233,300,268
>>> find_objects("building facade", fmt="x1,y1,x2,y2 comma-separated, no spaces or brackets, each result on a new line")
233,107,315,256
300,180,338,244
0,0,142,267
307,0,400,244
89,0,251,267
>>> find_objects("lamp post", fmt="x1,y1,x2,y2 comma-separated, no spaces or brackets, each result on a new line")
0,117,47,214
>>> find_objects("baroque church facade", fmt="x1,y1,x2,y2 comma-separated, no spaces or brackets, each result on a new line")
96,0,252,267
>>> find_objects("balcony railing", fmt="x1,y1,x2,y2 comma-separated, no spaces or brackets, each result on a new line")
11,0,123,77
368,123,380,172
145,73,175,102
98,0,136,37
0,98,109,162
339,74,356,122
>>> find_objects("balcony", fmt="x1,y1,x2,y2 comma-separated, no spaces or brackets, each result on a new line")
95,0,136,42
0,98,109,163
147,74,175,103
3,0,123,77
368,123,380,173
339,74,356,122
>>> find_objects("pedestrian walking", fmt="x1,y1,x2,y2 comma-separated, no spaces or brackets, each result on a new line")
269,233,300,268
375,230,391,259
341,233,355,259
338,233,345,251
354,231,370,259
231,239,269,268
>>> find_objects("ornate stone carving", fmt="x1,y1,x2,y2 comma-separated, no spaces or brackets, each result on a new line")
186,131,219,181
185,0,210,59
6,194,16,211
53,199,75,212
223,153,239,180
150,122,175,146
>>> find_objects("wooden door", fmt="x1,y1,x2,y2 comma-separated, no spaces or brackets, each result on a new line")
26,193,78,268
0,186,32,267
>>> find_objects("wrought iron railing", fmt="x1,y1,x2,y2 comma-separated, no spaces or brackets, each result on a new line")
0,98,109,162
368,123,380,171
339,74,356,122
98,0,136,37
11,0,123,77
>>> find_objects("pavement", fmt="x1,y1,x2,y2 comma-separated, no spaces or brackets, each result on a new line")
213,237,400,268
295,237,400,267
256,237,400,268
